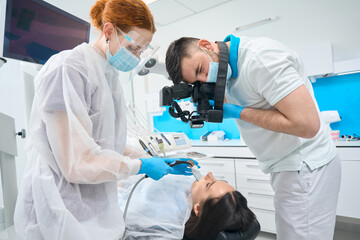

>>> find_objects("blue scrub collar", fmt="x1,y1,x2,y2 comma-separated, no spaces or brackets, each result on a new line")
223,34,240,78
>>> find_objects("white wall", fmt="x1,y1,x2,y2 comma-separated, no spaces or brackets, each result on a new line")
0,58,27,206
1,0,359,201
136,0,360,122
152,0,360,62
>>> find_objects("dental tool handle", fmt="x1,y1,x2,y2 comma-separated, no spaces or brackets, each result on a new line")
139,139,153,156
167,160,192,167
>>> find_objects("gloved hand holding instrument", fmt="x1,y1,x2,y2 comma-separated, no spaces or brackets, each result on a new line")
124,157,201,221
138,157,200,180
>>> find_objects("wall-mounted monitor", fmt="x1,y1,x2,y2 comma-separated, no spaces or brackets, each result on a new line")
0,0,90,65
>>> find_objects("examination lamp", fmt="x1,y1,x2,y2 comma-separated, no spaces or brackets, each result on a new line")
138,58,157,76
0,57,7,68
137,57,170,79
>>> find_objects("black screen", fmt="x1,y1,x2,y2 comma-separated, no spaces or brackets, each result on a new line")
3,0,90,64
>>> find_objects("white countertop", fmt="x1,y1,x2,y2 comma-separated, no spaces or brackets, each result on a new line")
191,139,360,147
334,141,360,147
191,139,246,147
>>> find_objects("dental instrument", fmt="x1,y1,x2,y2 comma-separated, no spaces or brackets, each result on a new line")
138,139,153,156
191,167,202,181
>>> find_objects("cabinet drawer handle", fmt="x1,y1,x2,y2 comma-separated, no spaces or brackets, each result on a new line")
245,164,260,168
248,192,274,198
246,178,270,183
202,163,225,167
249,206,275,213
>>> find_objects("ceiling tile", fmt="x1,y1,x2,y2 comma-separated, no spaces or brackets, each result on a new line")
149,0,194,26
178,0,232,13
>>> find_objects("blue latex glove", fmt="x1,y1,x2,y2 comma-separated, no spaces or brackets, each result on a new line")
138,157,175,180
209,100,243,119
169,158,200,176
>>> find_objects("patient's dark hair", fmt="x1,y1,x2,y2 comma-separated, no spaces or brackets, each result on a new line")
166,37,200,84
184,191,256,240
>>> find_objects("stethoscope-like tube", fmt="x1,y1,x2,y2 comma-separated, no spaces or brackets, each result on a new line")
123,161,194,222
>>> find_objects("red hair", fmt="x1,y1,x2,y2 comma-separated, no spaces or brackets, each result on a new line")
90,0,156,33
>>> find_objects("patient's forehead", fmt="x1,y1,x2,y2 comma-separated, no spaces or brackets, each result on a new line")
208,181,235,198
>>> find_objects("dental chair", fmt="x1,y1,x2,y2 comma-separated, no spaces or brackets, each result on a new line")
215,219,260,240
183,219,260,240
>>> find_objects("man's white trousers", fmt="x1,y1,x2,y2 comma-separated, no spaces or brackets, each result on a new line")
270,154,341,240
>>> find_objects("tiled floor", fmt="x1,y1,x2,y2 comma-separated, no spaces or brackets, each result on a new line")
256,232,276,240
255,228,360,240
333,229,360,240
255,217,360,239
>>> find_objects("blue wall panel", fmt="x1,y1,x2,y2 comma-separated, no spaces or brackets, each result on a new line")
312,73,360,136
153,106,240,140
154,73,360,139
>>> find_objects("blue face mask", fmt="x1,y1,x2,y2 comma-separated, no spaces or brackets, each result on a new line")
206,62,232,83
201,48,232,83
106,47,140,72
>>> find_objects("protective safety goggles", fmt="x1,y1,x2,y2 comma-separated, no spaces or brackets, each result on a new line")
115,28,150,56
115,28,160,81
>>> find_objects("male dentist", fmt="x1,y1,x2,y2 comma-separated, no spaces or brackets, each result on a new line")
165,35,340,240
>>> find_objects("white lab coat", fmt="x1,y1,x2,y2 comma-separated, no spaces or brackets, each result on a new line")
14,43,142,240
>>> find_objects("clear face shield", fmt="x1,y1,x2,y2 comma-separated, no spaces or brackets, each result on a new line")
109,28,159,80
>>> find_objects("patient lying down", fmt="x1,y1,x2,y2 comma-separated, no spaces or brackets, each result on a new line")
118,172,255,240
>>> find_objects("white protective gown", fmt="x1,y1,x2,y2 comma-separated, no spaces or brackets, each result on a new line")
14,43,142,240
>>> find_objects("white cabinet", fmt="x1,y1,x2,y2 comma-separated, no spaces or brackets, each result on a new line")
336,147,360,219
196,157,236,187
190,144,360,234
235,159,276,233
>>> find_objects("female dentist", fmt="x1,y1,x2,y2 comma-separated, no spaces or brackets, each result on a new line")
14,0,193,239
